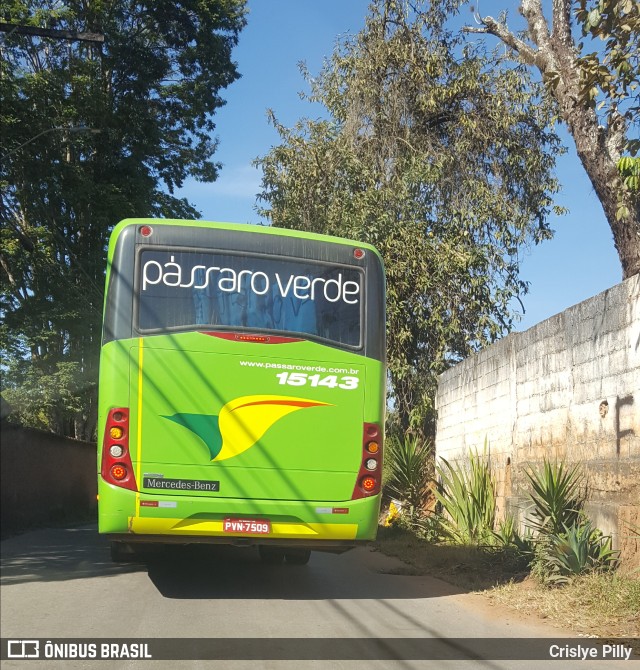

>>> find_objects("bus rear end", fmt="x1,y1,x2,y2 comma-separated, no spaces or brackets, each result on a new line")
98,219,385,561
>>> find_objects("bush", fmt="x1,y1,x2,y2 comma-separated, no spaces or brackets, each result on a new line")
533,520,620,584
387,445,620,585
523,460,619,583
433,450,496,545
384,435,433,519
524,459,585,535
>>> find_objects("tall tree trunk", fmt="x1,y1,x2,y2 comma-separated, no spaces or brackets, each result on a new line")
467,0,640,279
570,118,640,279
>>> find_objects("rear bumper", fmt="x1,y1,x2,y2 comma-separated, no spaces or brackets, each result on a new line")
98,481,380,543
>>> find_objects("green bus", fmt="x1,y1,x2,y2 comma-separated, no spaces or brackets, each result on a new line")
98,219,386,563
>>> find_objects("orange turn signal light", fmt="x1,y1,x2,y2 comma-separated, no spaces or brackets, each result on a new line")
109,426,124,439
366,441,379,454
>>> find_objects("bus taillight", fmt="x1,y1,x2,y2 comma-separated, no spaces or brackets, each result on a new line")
110,464,127,480
361,476,377,492
351,422,383,499
101,408,137,492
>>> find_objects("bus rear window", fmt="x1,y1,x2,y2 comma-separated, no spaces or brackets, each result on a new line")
137,249,363,348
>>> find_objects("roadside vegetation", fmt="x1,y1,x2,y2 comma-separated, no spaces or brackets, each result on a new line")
375,438,639,638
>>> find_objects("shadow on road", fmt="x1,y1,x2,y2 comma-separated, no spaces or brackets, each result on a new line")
1,525,465,602
1,525,144,585
145,543,465,600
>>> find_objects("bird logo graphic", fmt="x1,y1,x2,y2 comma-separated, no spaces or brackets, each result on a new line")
163,394,329,461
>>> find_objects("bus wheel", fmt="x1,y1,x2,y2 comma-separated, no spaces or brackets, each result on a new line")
110,541,136,563
258,546,285,564
284,549,311,565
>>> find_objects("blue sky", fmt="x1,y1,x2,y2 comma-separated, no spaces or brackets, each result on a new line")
175,0,622,333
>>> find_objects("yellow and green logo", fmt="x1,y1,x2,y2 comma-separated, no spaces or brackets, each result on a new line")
164,394,328,461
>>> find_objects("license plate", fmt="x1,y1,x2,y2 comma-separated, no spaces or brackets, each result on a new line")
223,518,271,534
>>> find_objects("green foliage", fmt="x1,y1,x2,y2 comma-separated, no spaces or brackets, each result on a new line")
575,0,640,225
256,0,563,437
1,360,89,435
492,511,535,557
523,459,619,583
0,0,247,437
492,512,517,548
433,450,496,545
616,155,640,220
412,512,446,543
385,435,433,517
387,447,621,586
618,157,640,192
575,0,639,132
467,0,639,276
524,459,585,536
535,520,620,584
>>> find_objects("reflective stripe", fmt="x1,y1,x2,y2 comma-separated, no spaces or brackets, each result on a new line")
128,516,358,540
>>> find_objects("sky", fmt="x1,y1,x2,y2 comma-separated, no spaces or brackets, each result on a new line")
175,0,623,333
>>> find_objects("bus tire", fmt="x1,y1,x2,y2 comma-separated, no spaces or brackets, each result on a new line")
110,541,136,563
284,549,311,565
258,546,285,564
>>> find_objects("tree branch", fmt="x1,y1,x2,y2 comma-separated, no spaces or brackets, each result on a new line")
0,22,104,43
463,16,539,67
519,0,557,72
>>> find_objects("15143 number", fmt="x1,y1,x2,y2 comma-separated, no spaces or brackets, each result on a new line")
275,372,359,390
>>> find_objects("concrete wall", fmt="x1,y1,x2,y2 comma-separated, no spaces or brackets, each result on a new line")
435,275,639,567
1,422,97,533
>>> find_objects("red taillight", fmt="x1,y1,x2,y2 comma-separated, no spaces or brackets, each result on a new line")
352,422,383,499
101,407,137,492
361,476,377,491
110,464,127,480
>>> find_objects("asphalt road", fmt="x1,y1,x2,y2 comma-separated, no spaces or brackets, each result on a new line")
0,526,633,669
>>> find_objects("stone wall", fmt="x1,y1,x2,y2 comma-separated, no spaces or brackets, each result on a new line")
0,422,97,533
435,275,639,567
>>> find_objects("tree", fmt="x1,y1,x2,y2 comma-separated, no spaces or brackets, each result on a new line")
464,0,640,278
1,0,247,438
256,0,564,438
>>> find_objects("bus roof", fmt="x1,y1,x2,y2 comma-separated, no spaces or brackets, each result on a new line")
110,219,383,261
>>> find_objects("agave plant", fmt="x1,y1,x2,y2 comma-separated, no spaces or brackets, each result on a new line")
524,459,585,537
434,451,496,545
541,520,620,584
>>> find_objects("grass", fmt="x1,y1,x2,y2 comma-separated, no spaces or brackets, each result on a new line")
374,524,640,638
374,525,529,590
487,573,640,638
